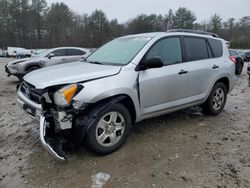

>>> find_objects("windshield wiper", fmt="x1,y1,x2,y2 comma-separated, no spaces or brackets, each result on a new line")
88,61,104,65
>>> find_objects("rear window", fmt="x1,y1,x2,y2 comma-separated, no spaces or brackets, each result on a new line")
208,39,223,58
184,37,208,61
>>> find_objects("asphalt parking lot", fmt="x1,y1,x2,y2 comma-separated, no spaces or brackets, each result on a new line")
0,58,250,188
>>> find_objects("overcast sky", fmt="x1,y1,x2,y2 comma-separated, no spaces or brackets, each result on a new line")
46,0,250,23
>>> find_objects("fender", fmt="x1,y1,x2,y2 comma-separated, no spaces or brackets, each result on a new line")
72,95,126,145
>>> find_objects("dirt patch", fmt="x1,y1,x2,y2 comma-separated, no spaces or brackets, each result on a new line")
0,60,250,188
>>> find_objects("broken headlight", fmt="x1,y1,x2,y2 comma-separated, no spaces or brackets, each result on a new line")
54,84,83,108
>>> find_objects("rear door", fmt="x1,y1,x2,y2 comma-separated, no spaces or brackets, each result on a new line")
183,36,224,101
139,36,189,116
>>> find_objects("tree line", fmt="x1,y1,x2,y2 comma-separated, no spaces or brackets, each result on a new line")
0,0,250,49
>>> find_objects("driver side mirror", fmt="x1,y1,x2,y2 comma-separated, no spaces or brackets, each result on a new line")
48,53,55,59
137,57,163,71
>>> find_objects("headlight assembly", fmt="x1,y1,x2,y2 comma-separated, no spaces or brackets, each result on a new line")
54,84,83,107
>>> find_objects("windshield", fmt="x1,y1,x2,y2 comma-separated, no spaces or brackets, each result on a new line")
86,36,152,65
34,49,51,57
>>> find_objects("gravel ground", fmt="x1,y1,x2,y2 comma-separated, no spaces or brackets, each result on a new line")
0,57,250,188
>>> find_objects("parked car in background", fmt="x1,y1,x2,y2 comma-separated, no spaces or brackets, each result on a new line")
237,50,247,62
7,47,33,58
229,49,244,75
245,51,250,62
31,49,47,57
17,30,236,161
5,47,91,80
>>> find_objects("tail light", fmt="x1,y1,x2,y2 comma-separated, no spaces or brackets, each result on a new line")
229,56,236,63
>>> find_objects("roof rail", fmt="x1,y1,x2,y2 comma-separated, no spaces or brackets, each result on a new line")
167,29,219,38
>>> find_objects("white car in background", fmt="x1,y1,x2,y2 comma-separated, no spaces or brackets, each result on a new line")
5,47,91,80
7,47,33,58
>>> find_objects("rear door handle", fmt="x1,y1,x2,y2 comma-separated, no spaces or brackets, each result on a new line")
62,58,66,61
212,65,219,69
178,70,188,75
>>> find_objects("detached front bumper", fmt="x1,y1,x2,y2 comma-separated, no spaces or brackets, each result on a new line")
40,115,66,161
17,88,67,161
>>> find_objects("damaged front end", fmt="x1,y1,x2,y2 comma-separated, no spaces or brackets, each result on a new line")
17,82,87,161
18,81,127,161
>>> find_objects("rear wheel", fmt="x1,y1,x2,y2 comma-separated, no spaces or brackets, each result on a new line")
202,82,227,115
86,103,131,155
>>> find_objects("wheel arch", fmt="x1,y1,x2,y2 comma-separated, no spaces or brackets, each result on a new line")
24,62,41,72
204,76,230,103
214,77,229,92
90,94,137,123
73,94,137,145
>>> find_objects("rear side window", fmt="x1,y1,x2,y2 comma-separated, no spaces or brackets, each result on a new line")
184,37,208,61
66,49,85,56
208,39,223,58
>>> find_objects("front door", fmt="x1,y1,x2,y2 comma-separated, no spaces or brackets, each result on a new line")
139,37,188,116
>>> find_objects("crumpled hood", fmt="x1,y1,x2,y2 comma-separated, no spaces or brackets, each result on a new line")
24,62,121,89
7,57,43,66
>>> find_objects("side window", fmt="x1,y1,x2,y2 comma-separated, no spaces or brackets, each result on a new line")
51,49,66,57
66,49,86,56
146,37,182,65
208,39,223,58
184,37,208,61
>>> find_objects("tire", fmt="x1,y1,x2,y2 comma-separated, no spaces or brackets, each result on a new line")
86,103,131,155
235,63,243,75
202,82,227,116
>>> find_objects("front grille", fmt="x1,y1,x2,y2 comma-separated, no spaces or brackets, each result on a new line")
20,82,43,104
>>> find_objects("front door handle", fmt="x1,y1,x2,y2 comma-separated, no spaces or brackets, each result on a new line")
178,70,188,75
212,65,219,69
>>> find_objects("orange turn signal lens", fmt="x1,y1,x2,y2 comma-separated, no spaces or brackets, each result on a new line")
63,84,77,103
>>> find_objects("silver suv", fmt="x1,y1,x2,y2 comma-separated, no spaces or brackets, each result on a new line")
6,47,91,80
17,30,236,161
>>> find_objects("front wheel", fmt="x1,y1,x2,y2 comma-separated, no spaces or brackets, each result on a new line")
86,103,131,155
202,82,227,115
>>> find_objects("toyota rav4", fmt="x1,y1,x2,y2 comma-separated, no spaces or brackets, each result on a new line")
17,30,236,161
